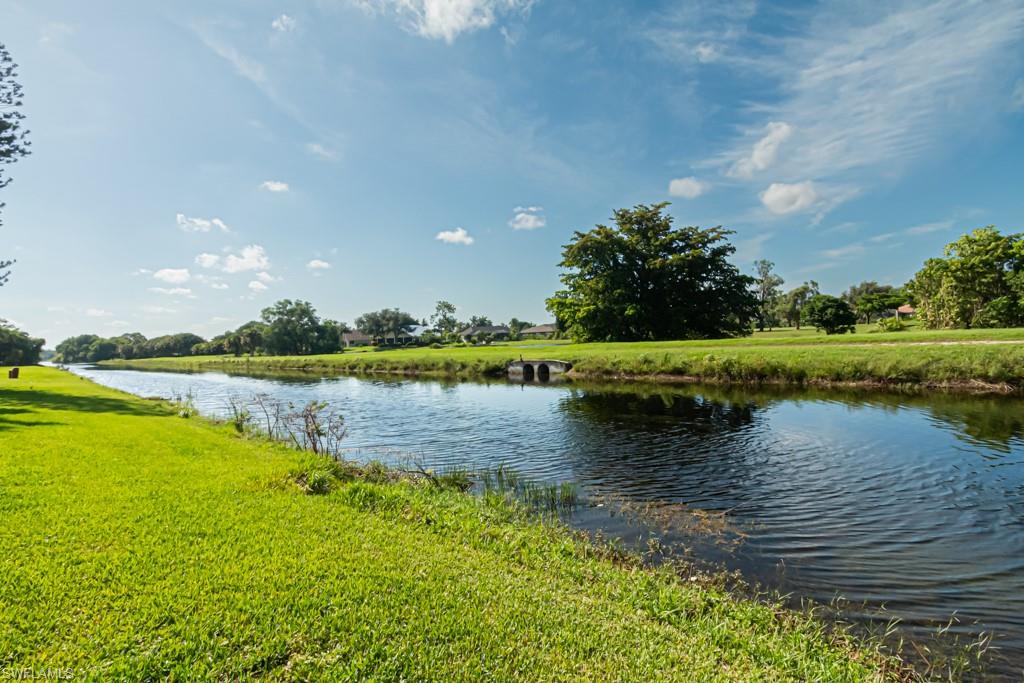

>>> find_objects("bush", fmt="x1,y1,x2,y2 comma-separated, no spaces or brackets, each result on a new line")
802,295,857,335
876,317,905,332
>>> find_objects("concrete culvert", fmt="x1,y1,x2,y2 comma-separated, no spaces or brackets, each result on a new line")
537,363,550,382
522,364,535,381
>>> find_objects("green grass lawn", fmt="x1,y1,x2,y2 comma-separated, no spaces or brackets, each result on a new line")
103,325,1024,390
0,367,903,681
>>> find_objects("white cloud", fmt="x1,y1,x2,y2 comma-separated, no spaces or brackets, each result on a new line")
222,245,270,273
142,305,176,314
728,122,792,179
260,180,290,192
732,232,773,264
149,287,194,297
248,280,268,292
271,14,296,32
305,142,337,160
869,232,898,243
694,42,720,63
211,282,230,290
759,181,819,215
153,268,191,284
360,0,535,43
195,253,221,269
86,308,112,318
132,268,152,276
668,176,710,199
435,227,474,245
508,206,546,231
1013,80,1024,111
107,320,131,329
821,243,866,259
905,220,953,235
307,259,331,270
255,271,275,283
177,213,230,233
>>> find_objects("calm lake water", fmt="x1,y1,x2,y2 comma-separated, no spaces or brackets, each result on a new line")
70,365,1024,679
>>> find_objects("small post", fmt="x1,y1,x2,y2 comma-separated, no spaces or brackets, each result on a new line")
8,367,19,379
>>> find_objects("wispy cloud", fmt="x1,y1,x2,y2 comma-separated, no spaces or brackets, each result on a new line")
86,308,112,317
305,142,338,160
821,243,866,260
153,268,190,284
271,14,296,32
696,1,1024,217
149,287,194,297
435,227,474,245
248,280,268,293
359,0,536,43
905,220,953,235
307,259,331,270
177,213,229,233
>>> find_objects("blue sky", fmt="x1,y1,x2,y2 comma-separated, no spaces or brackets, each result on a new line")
2,0,1023,344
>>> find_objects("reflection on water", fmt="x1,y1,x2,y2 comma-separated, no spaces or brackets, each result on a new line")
69,365,1024,680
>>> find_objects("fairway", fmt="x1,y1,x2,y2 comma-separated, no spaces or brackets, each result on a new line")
103,325,1024,391
0,367,904,681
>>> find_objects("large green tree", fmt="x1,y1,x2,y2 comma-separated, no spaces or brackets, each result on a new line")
907,227,1024,328
1,43,31,286
429,300,459,334
261,300,323,355
752,259,784,331
546,204,756,341
355,308,416,344
841,281,898,322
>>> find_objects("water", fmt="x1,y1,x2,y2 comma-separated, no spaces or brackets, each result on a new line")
69,365,1024,679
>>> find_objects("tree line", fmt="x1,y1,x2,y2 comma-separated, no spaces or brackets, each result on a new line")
52,299,540,363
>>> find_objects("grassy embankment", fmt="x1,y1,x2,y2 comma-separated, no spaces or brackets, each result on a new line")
104,325,1024,391
0,367,905,681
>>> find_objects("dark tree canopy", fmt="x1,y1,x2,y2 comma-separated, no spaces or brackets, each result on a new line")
546,203,756,341
1,42,31,285
355,308,417,344
801,294,857,335
907,227,1024,329
0,319,43,365
774,281,819,329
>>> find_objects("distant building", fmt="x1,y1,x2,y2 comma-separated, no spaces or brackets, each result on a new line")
896,304,915,319
341,331,372,348
459,325,510,342
393,325,433,344
520,323,558,338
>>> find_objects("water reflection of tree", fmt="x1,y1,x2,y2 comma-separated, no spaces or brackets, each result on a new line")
554,387,761,506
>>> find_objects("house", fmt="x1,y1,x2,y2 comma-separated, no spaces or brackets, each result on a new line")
396,324,433,343
520,323,557,338
459,325,510,342
341,330,372,348
895,304,915,320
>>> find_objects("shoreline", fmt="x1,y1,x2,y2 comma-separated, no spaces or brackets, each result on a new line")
0,366,918,680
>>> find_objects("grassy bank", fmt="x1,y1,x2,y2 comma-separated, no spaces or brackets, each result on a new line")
0,367,903,680
103,326,1024,391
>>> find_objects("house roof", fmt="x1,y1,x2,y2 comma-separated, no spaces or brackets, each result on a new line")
896,304,915,314
521,324,557,334
342,330,372,342
459,325,510,336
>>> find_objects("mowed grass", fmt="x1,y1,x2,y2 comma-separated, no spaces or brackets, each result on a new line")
0,367,901,681
104,325,1024,389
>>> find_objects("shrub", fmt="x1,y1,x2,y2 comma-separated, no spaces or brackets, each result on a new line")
876,317,905,332
802,295,857,335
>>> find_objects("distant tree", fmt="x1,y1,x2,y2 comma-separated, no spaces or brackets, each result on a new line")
507,318,534,340
55,334,101,363
260,300,323,355
842,281,896,322
546,203,756,341
86,338,119,363
774,281,819,329
468,315,492,328
430,300,459,334
857,291,906,322
1,43,32,286
143,333,204,357
752,260,784,332
907,227,1024,329
356,308,416,344
801,295,857,335
0,319,43,365
316,319,349,353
